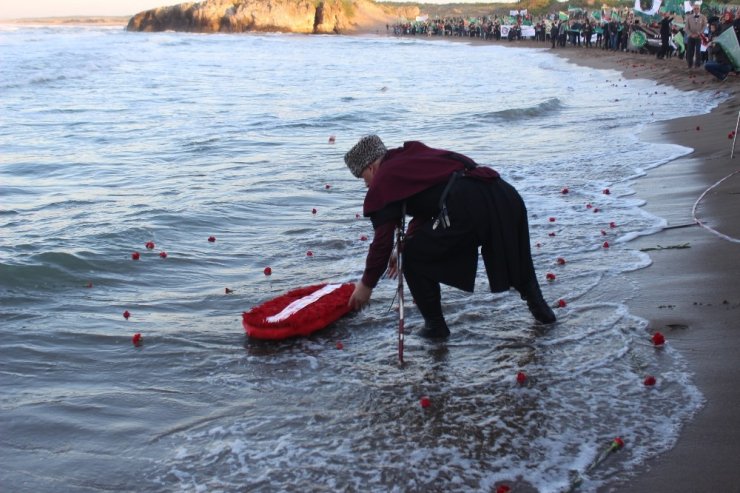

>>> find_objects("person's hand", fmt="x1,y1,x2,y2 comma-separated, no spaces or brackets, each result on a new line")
348,282,372,310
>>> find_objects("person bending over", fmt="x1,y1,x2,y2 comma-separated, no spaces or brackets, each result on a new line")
345,135,556,339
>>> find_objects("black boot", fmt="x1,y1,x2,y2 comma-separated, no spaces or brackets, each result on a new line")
418,317,450,339
521,280,556,324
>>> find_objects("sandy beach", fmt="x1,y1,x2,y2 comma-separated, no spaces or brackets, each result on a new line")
549,45,740,491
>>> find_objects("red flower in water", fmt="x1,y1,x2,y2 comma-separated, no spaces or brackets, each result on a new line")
145,241,155,250
496,485,512,493
613,437,625,449
336,341,344,350
548,232,556,237
561,187,569,194
603,188,611,195
159,251,167,259
601,229,607,236
535,242,542,248
557,299,567,308
131,251,140,261
603,241,610,248
312,208,317,214
696,126,701,131
123,310,131,320
652,332,665,346
306,251,313,257
593,208,600,213
516,371,527,385
86,282,93,288
546,272,556,281
586,203,593,209
328,135,336,144
549,217,556,222
208,236,216,243
360,235,368,241
263,267,272,276
325,184,331,189
132,333,142,346
644,375,657,386
556,257,566,265
609,221,617,228
419,396,431,408
355,213,360,219
225,287,234,294
729,133,734,140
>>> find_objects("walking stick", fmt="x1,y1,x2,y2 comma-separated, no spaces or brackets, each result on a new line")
731,110,740,159
396,208,406,364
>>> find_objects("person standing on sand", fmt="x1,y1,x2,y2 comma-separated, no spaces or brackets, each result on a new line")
344,135,556,339
657,12,675,59
685,3,708,68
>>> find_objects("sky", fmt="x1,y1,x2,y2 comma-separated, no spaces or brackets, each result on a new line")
0,0,510,20
0,1,179,19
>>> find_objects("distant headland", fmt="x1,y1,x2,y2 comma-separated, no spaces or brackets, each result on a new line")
125,0,420,34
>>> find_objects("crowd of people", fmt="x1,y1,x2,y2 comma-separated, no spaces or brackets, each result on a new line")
389,4,739,81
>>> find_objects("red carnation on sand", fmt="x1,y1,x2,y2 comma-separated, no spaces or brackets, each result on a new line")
557,257,566,265
263,267,272,276
360,235,368,241
306,251,313,257
312,208,317,214
208,236,216,243
336,341,344,350
420,396,431,408
123,310,131,320
603,188,611,195
159,251,167,259
546,272,556,281
603,241,610,248
652,331,665,346
131,251,140,261
549,217,556,222
516,371,527,385
644,375,657,386
145,241,155,250
557,299,567,308
132,333,142,346
561,187,569,194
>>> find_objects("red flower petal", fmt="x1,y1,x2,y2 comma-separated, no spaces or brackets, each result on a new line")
360,235,368,241
336,341,344,350
603,241,610,248
496,485,512,493
131,252,140,260
328,135,336,144
225,287,234,294
516,371,527,385
546,272,556,281
208,236,216,243
325,184,331,189
548,232,556,237
549,217,556,222
312,208,317,214
145,241,155,250
557,299,567,308
586,203,593,209
556,257,566,265
561,187,569,194
420,396,431,408
651,332,665,346
603,188,611,195
263,267,272,276
159,251,167,259
644,375,657,386
609,222,617,228
132,333,142,346
306,251,313,257
123,310,131,320
614,437,625,448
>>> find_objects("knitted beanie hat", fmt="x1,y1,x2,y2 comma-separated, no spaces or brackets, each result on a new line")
344,135,387,178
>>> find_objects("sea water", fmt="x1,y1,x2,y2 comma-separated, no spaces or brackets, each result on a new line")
0,25,721,492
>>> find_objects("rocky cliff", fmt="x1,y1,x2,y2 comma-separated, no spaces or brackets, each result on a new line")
126,0,418,34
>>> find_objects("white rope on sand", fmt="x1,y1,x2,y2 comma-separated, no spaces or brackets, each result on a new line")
691,169,740,243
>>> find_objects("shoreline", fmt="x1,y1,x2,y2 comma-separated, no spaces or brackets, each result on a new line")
550,45,740,491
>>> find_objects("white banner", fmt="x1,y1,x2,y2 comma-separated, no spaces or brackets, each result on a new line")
634,0,663,15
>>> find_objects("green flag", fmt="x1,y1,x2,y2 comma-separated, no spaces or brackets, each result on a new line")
715,26,740,70
559,11,569,20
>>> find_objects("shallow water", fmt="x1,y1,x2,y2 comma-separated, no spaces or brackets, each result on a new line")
0,26,720,491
